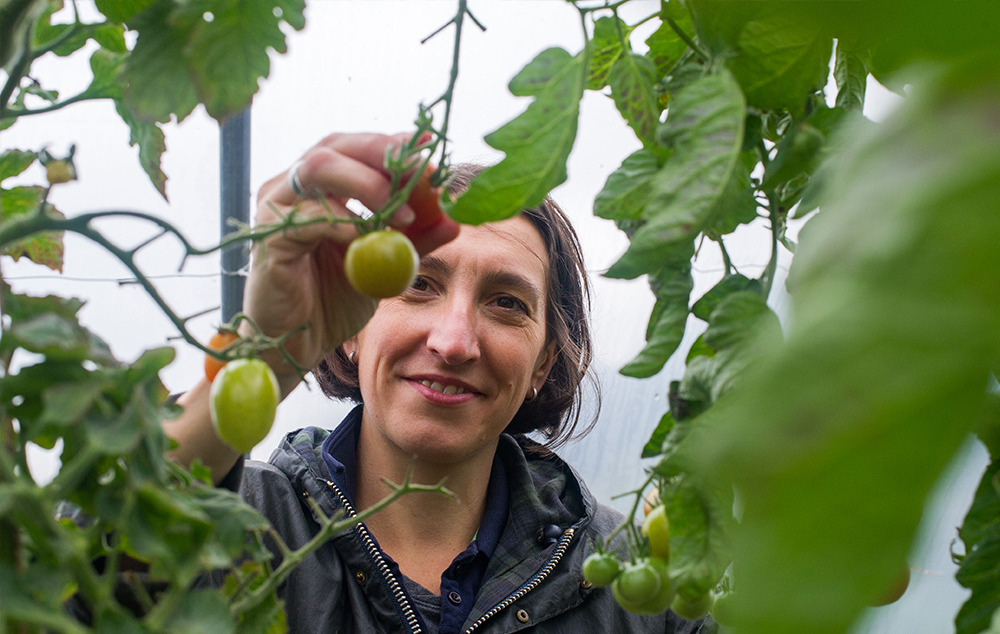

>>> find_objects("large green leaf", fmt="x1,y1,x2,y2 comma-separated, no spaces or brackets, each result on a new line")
658,474,735,599
685,67,1000,634
446,47,588,224
606,69,745,279
184,0,292,120
726,8,833,116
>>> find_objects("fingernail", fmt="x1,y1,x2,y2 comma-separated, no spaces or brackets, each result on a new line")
394,206,415,227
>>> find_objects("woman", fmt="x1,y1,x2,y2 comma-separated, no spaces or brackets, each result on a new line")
166,133,706,634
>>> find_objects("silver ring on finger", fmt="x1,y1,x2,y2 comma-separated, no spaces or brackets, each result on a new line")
288,159,309,199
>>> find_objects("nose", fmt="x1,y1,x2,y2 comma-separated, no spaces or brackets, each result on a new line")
426,298,480,365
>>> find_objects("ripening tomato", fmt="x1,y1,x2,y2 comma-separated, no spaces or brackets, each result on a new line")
210,358,280,453
642,504,671,561
870,566,910,607
46,160,74,185
205,329,239,382
403,164,446,238
582,553,621,588
344,230,419,298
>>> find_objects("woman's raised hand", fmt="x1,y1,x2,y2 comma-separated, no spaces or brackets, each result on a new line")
243,132,460,394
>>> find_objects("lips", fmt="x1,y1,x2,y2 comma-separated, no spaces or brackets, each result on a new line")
408,375,479,398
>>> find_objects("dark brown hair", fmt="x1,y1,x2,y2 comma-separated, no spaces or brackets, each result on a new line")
314,163,598,447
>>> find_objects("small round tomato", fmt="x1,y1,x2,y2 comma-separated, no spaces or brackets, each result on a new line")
403,164,446,238
642,504,670,560
205,329,239,382
582,553,621,588
613,557,675,615
46,160,74,185
671,592,714,620
344,230,419,299
210,358,280,453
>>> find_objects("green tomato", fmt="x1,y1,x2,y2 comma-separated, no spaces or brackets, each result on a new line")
671,592,714,620
344,229,419,298
642,504,671,561
612,557,675,615
210,358,280,453
710,591,737,627
582,553,621,588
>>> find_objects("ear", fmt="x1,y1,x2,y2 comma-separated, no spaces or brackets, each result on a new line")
531,340,558,391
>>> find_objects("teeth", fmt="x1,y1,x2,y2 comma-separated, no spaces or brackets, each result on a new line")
420,379,467,395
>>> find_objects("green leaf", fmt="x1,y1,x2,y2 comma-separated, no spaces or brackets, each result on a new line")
588,16,629,91
686,0,755,57
121,2,200,123
834,46,867,112
659,474,735,598
686,66,1000,634
609,53,662,152
185,0,290,120
0,186,65,271
620,263,693,378
681,291,781,405
705,155,757,236
445,47,587,225
94,0,153,24
691,274,759,322
0,149,37,181
594,149,659,221
956,458,1000,634
606,70,745,279
645,4,690,79
642,410,675,458
761,123,824,189
85,47,125,100
726,8,833,117
115,100,168,199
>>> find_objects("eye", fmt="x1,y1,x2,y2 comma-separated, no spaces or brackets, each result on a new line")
410,276,430,292
494,295,528,313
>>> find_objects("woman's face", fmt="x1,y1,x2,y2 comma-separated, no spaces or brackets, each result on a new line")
353,215,556,465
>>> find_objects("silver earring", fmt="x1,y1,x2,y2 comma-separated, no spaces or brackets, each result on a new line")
525,386,538,402
348,350,357,365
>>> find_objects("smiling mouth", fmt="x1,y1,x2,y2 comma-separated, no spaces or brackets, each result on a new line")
419,380,470,395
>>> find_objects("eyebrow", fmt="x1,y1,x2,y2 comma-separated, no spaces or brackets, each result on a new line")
420,254,544,309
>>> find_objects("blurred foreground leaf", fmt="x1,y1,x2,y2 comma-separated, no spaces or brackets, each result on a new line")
684,65,1000,634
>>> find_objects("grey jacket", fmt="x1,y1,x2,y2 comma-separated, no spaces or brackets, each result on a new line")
240,425,710,634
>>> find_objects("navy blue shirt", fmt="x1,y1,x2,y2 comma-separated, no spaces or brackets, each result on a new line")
321,406,509,634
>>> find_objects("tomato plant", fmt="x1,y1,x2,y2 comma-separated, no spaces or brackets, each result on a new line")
671,592,714,621
344,229,419,299
205,329,240,382
582,552,621,588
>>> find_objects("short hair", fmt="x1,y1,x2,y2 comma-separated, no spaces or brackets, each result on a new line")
314,163,598,448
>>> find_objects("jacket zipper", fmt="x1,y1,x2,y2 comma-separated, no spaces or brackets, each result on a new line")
463,527,576,634
323,479,423,634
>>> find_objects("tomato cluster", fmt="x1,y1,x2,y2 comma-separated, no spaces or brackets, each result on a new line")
582,498,722,621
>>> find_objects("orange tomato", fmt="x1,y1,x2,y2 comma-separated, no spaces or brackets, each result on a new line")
205,329,239,382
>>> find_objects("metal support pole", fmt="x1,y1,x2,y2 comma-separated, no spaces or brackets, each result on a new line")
219,108,251,323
